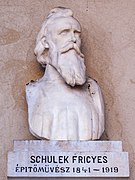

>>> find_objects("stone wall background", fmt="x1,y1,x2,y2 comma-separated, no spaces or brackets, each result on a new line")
0,0,134,179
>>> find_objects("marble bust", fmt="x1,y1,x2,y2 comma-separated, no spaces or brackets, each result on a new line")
26,7,104,140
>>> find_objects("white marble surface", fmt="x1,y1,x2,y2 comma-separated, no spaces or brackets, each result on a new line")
13,140,122,152
8,141,129,177
26,7,104,140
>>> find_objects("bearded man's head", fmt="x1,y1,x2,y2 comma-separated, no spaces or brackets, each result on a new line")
34,7,86,86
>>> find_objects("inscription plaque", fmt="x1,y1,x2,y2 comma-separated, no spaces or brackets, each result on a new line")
7,141,129,177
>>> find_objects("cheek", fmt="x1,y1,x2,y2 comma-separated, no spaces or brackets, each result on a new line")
76,37,81,47
55,36,69,47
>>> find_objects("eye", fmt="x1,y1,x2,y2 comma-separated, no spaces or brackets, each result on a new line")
58,29,70,35
74,30,81,36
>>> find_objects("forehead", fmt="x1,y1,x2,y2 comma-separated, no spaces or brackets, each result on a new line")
47,16,81,33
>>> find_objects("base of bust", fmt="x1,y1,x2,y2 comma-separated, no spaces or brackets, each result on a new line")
7,140,129,178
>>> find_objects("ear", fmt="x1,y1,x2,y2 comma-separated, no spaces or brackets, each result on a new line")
41,37,49,48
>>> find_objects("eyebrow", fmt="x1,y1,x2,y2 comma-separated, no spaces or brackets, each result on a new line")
74,29,81,33
58,27,81,35
59,28,70,33
57,26,71,34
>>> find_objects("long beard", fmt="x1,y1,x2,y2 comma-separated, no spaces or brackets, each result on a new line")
57,50,86,86
49,45,86,86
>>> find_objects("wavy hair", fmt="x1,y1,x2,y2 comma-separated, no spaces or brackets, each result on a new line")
34,7,73,66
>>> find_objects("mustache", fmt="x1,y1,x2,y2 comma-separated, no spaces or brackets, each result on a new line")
59,42,84,58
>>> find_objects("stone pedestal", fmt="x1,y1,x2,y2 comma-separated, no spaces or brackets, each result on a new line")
7,140,129,177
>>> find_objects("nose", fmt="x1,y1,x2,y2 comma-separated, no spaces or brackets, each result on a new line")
71,32,77,43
